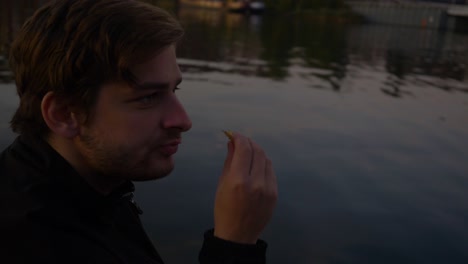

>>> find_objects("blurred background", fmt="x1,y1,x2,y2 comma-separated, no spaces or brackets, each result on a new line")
1,0,468,263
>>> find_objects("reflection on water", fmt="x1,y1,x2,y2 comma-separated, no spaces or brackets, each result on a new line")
1,1,468,96
175,8,468,97
1,1,468,264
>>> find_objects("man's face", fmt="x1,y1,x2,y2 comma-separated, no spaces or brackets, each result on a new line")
75,45,192,181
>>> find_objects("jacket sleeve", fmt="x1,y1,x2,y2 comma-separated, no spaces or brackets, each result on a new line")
198,229,268,264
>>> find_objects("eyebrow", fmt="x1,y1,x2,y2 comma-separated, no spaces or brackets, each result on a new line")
134,78,183,91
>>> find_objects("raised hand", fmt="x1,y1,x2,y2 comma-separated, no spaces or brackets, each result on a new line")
213,132,278,244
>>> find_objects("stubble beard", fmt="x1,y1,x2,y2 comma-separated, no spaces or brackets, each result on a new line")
77,130,174,181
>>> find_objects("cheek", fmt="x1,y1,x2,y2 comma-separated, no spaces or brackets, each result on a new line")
126,110,161,132
91,98,162,140
107,111,161,143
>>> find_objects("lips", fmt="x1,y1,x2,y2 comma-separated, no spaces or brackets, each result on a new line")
159,140,181,156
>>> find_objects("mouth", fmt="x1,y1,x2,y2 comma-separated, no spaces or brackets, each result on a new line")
159,139,181,156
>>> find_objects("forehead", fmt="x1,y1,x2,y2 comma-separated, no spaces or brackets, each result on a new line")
97,46,181,99
131,45,180,84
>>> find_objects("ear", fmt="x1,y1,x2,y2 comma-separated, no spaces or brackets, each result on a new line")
41,91,80,138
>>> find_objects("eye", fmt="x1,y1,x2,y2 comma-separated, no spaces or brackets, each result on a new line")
136,93,160,107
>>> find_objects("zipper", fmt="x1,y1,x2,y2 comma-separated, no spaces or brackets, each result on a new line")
122,191,143,215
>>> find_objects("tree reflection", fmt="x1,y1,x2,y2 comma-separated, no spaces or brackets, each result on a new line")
382,50,412,98
177,9,350,84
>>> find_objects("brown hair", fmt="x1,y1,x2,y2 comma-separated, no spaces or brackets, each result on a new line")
9,0,184,137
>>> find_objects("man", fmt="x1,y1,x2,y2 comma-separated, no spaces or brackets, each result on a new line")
0,0,278,263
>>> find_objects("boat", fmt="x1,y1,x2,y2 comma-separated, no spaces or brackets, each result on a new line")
227,0,265,14
248,1,265,14
179,0,265,13
179,0,224,9
226,0,247,12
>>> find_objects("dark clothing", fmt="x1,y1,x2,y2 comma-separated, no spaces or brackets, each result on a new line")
0,136,267,264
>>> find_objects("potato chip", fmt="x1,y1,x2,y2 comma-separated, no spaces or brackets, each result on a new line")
222,130,234,141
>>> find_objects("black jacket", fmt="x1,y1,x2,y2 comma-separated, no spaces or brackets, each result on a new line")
0,136,267,264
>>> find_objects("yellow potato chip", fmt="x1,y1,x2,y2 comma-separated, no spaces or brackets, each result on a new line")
222,130,234,141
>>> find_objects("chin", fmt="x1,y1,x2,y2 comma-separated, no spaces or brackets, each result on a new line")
133,162,175,181
132,172,172,182
117,151,174,181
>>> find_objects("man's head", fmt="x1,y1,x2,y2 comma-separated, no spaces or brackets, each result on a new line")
9,0,192,185
10,0,185,137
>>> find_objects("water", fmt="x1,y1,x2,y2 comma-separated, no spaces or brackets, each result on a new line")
1,2,468,263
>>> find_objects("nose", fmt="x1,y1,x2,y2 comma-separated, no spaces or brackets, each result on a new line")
161,95,192,132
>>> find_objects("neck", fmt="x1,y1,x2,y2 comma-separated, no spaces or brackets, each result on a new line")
46,135,125,196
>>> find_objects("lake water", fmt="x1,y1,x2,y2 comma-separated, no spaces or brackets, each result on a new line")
1,2,468,264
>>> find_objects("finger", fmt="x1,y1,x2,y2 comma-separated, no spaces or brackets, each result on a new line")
249,139,266,182
221,141,234,176
230,133,253,177
265,158,278,199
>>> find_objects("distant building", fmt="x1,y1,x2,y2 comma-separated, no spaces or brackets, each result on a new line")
353,0,467,4
347,0,468,31
416,0,466,4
